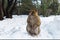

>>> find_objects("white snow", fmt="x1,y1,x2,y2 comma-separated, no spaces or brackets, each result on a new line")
0,15,60,39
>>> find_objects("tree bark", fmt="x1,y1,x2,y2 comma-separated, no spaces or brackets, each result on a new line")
0,0,4,20
6,0,17,18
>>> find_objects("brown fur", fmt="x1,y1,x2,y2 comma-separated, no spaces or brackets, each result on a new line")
26,9,41,36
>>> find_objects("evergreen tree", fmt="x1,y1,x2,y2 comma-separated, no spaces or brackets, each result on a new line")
41,0,48,17
41,0,55,17
50,0,59,15
20,0,36,15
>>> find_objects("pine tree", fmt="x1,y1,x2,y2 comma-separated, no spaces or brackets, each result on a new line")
34,0,41,15
41,0,54,17
41,0,48,17
50,0,59,15
20,0,36,15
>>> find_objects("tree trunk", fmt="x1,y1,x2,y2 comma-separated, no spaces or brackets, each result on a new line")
2,0,8,16
0,0,4,20
6,0,17,18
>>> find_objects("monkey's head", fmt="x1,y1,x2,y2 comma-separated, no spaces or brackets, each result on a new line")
29,9,38,16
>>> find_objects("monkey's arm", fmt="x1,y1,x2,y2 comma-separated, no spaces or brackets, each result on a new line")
35,16,41,26
27,16,31,24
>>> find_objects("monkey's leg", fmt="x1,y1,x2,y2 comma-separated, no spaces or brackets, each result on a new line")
33,25,40,35
26,25,34,36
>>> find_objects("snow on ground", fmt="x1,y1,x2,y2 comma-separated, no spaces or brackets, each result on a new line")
0,15,60,39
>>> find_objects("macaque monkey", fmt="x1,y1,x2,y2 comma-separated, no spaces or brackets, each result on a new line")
26,9,41,36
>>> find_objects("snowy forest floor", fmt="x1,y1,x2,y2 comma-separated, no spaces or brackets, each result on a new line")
0,15,60,39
